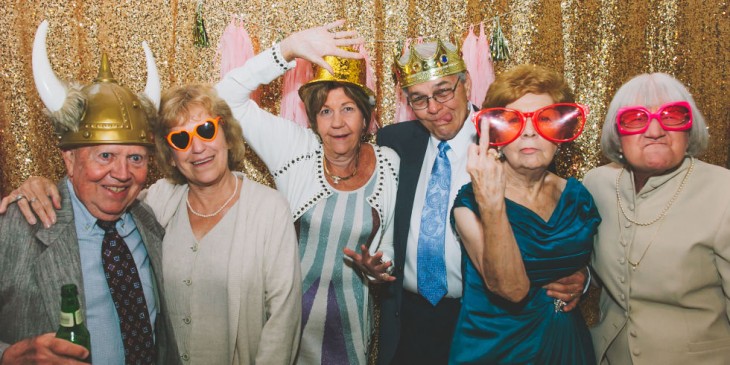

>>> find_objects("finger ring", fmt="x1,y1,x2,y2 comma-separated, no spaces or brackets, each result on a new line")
380,273,388,279
570,293,576,298
15,194,25,202
29,197,37,203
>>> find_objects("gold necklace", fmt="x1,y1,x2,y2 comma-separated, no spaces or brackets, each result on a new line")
186,173,239,218
616,157,694,269
616,157,694,226
323,148,360,184
624,216,667,270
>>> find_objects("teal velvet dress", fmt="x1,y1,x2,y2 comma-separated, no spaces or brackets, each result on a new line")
449,178,600,365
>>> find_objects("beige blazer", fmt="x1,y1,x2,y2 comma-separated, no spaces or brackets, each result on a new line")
584,158,730,365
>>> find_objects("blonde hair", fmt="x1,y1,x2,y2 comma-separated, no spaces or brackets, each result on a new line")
152,84,246,184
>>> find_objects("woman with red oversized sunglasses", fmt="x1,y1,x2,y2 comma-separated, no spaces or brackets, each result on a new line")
474,102,588,146
449,64,599,364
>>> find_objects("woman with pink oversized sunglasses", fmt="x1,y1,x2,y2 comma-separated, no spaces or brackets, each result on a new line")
584,73,730,364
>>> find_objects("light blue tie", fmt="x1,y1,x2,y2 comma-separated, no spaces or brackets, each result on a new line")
417,141,451,306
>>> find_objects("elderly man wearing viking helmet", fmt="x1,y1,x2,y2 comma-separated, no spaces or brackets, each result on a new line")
0,21,179,365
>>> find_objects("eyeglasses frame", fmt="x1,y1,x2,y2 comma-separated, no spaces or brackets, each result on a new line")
406,78,461,110
615,101,693,136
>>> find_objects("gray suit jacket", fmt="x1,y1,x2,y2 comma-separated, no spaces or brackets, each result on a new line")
0,178,180,364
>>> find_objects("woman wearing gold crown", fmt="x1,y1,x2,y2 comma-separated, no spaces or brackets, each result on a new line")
215,20,399,365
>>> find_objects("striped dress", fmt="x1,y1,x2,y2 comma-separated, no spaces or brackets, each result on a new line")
297,174,378,365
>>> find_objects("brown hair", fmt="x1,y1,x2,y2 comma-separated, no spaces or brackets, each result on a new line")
152,84,246,184
482,64,575,108
299,82,374,134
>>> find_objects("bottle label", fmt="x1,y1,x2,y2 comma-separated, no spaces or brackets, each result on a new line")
59,310,84,327
59,312,74,327
75,310,85,325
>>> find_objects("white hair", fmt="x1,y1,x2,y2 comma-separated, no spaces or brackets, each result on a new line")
600,73,709,163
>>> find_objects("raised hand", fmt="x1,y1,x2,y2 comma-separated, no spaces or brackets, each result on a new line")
279,19,364,74
0,176,60,228
343,245,395,283
467,118,506,209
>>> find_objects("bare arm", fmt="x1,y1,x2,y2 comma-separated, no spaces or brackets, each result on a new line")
457,118,529,302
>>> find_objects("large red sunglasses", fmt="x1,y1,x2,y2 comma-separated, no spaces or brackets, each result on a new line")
166,116,222,152
615,101,692,135
473,103,588,146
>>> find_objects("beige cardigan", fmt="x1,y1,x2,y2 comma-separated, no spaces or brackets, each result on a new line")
141,172,302,364
585,158,730,365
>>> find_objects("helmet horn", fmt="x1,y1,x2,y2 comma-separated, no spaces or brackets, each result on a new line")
32,20,67,112
142,41,161,109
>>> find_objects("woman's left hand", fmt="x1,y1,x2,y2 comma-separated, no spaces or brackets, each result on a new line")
280,20,364,74
543,269,587,312
343,245,395,283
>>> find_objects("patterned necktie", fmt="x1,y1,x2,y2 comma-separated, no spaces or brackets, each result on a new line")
98,219,156,365
417,141,451,306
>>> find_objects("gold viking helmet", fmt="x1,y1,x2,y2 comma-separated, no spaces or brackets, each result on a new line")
298,48,375,102
393,39,467,88
32,20,161,149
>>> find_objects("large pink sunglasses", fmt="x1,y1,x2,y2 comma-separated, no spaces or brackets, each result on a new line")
616,101,692,135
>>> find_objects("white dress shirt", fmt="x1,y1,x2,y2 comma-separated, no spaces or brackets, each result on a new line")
402,109,477,298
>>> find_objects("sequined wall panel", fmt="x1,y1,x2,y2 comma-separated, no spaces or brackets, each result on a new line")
1,0,728,194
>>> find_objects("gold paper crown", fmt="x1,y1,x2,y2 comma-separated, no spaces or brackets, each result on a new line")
56,54,155,148
393,39,467,88
299,49,374,100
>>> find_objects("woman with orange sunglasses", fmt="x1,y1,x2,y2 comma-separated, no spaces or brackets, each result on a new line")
449,64,600,364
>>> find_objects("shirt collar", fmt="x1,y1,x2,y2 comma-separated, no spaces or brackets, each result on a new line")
427,104,478,156
66,179,134,236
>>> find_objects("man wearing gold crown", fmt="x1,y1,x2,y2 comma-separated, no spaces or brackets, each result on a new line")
376,40,588,364
0,21,179,364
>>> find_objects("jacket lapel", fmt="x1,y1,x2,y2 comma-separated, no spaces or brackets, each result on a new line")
393,122,430,266
33,179,84,325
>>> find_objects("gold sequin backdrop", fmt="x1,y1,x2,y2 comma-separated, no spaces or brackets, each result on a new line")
0,0,728,195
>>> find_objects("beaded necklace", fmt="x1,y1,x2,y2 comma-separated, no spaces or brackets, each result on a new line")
617,157,694,269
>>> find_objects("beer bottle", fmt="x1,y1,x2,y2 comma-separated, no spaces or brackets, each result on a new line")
56,284,92,363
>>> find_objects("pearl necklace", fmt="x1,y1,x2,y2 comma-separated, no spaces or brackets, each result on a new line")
323,148,360,185
186,174,239,218
616,157,694,226
617,157,694,269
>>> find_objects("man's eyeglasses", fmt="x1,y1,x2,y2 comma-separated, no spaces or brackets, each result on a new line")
407,78,460,110
615,101,692,135
166,116,222,152
473,103,588,146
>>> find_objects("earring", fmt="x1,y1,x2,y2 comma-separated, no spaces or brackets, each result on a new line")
496,147,504,159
